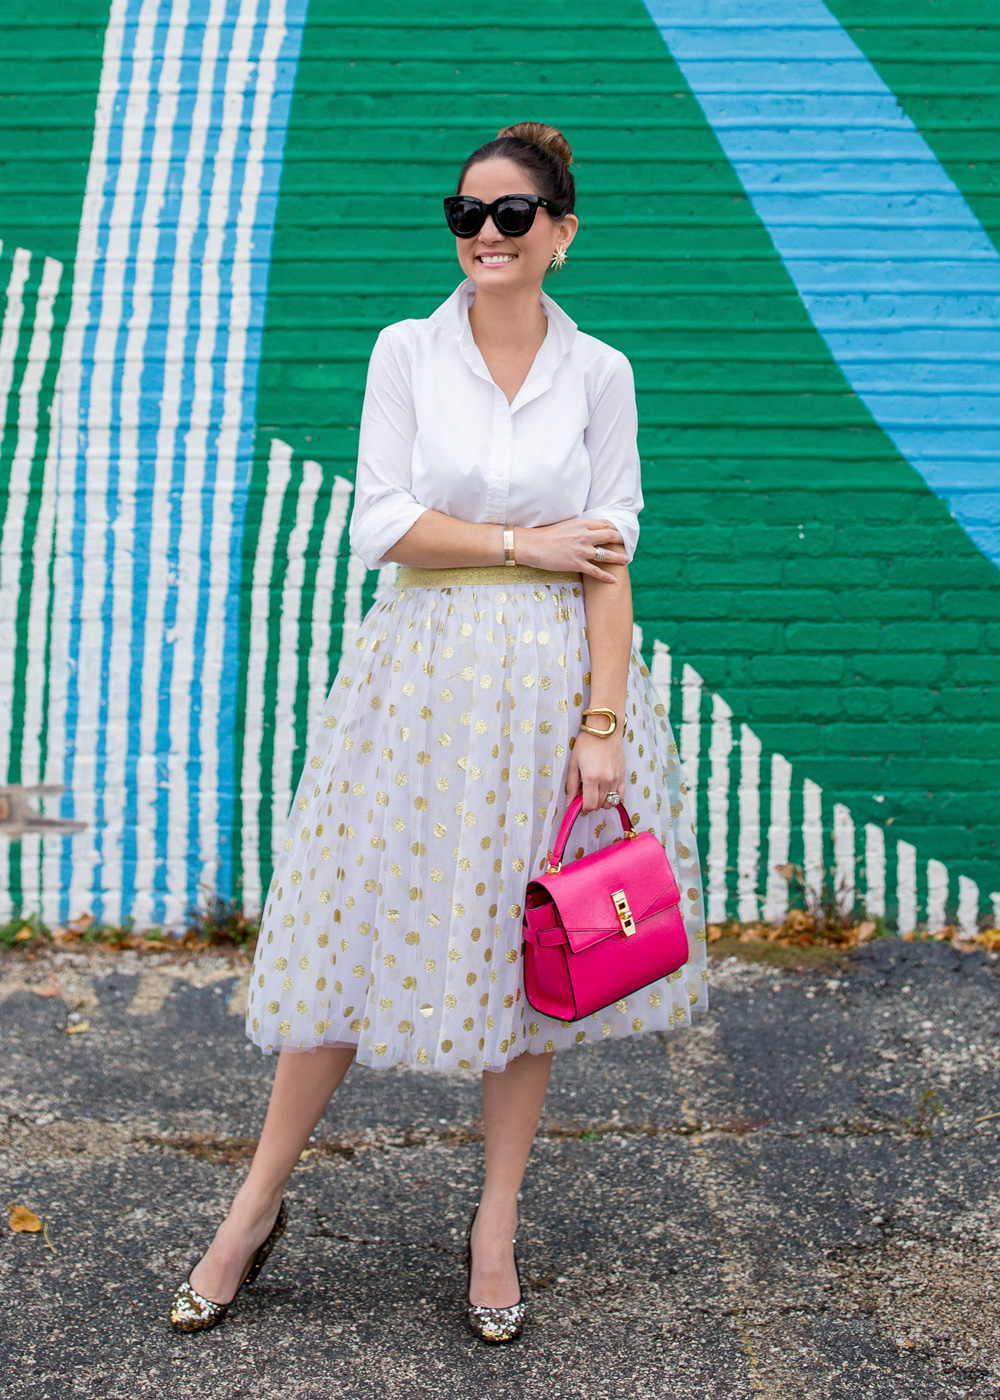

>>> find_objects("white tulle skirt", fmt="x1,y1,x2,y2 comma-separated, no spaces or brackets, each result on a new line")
245,571,709,1073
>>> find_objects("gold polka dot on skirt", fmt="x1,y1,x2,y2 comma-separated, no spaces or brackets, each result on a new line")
246,577,709,1072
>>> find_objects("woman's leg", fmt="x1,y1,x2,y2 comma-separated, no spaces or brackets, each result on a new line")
470,1048,555,1307
188,1044,355,1302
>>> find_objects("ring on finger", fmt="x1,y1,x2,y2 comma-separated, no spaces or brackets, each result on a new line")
593,545,605,563
605,791,621,806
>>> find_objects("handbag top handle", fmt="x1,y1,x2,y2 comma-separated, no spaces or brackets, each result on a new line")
548,792,635,870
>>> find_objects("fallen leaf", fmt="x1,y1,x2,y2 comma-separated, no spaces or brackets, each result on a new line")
972,927,1000,952
64,911,94,937
33,986,61,998
64,1020,90,1035
7,1204,42,1233
14,926,34,942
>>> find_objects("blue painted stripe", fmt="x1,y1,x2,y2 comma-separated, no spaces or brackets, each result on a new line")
643,0,1000,570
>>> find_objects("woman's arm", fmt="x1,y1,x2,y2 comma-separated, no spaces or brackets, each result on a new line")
386,511,627,575
563,350,643,813
565,562,631,814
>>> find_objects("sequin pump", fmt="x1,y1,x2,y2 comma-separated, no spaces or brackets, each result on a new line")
169,1199,289,1333
465,1203,527,1343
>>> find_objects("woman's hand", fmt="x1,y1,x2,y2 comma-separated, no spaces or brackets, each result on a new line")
565,730,626,815
515,518,627,583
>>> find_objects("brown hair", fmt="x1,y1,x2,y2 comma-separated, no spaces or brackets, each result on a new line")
456,121,576,217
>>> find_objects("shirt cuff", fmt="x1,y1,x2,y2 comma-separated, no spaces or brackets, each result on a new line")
349,495,429,572
577,508,639,565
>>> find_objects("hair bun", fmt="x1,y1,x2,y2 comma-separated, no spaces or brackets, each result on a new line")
496,121,573,168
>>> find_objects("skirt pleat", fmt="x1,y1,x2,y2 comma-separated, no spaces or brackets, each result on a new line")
245,576,709,1073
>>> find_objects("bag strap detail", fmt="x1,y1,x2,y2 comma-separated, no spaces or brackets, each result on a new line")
545,792,635,872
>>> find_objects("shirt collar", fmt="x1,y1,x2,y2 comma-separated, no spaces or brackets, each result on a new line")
430,277,578,407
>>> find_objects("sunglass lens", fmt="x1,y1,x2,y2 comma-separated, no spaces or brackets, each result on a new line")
495,198,535,235
446,198,484,237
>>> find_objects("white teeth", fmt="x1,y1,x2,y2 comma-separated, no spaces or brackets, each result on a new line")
478,254,516,264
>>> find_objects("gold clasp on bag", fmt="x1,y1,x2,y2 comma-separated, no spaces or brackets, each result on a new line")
611,888,635,937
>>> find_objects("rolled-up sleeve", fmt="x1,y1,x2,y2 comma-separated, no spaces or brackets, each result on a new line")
348,324,429,571
578,349,644,563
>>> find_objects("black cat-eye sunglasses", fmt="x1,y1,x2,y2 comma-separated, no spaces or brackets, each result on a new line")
443,193,565,239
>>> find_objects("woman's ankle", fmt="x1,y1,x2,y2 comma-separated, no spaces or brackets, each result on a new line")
229,1178,285,1227
474,1192,519,1235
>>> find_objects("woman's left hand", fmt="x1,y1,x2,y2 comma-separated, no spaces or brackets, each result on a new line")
565,730,626,815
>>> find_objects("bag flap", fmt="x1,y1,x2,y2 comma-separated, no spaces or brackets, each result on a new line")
527,831,681,953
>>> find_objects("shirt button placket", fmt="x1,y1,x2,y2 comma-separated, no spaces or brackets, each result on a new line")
486,389,513,526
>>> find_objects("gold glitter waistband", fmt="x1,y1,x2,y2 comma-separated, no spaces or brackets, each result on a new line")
396,564,582,588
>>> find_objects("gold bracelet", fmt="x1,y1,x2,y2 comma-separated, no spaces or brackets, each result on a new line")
580,706,617,737
503,525,516,566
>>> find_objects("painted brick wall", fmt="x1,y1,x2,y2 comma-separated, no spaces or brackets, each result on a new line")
0,0,998,933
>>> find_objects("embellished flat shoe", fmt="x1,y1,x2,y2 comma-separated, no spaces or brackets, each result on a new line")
465,1203,526,1343
169,1199,289,1333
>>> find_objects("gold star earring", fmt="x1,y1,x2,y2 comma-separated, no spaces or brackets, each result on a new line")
549,245,567,270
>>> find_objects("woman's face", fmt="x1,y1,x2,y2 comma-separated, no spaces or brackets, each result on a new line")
454,156,577,293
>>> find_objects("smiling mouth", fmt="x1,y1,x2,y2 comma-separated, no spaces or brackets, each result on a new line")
476,252,518,265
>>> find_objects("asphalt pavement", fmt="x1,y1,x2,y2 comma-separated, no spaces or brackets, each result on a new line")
3,935,999,1400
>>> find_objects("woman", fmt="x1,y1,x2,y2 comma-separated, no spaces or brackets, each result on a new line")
169,121,708,1344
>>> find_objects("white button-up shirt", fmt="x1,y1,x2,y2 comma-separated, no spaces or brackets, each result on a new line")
347,277,644,572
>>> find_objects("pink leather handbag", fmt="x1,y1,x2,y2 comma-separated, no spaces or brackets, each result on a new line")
522,792,690,1022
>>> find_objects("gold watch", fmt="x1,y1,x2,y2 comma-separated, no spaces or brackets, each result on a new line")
580,706,617,737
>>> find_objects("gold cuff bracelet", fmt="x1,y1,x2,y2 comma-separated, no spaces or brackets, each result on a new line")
580,706,617,737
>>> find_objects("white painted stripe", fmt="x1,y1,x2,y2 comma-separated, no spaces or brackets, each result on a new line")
990,893,1000,929
73,0,160,919
832,802,855,914
802,779,824,912
957,876,978,941
737,723,761,923
0,245,30,923
100,0,190,925
199,0,289,895
896,839,917,934
307,475,353,735
0,256,61,923
0,249,30,469
239,438,292,914
0,256,59,785
762,752,792,922
651,638,671,713
272,457,322,843
679,662,703,827
706,692,733,923
166,0,261,926
132,0,227,927
22,383,64,920
43,0,129,925
863,823,886,920
926,858,948,931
